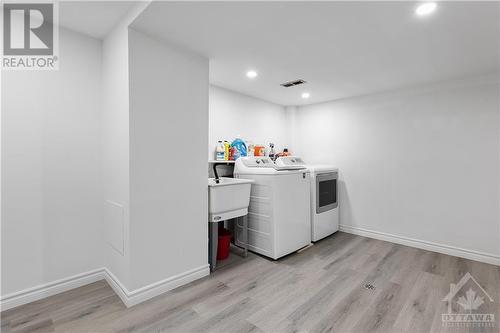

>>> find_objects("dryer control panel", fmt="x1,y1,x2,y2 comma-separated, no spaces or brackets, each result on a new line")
275,156,306,169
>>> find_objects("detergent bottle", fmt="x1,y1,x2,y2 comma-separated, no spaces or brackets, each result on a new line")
215,141,225,161
231,138,247,160
223,141,230,160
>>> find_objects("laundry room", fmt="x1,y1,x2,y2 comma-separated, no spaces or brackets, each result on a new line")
1,1,499,332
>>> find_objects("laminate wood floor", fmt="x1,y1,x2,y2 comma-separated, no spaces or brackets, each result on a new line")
2,232,500,333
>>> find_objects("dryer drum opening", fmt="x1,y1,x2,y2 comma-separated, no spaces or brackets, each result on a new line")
316,172,338,214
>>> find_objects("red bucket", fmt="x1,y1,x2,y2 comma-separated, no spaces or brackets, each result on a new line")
217,229,231,260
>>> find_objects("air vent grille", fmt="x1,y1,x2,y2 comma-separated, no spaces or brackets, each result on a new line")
280,79,307,88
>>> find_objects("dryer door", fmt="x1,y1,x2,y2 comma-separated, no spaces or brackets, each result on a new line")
316,172,338,213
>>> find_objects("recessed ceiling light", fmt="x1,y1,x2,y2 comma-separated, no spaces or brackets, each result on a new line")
301,92,310,99
246,70,258,79
415,2,437,16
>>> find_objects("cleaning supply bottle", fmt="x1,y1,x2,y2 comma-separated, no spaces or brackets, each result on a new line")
247,141,255,157
231,138,247,160
216,141,225,161
268,143,276,161
224,141,230,161
254,145,265,156
229,146,236,160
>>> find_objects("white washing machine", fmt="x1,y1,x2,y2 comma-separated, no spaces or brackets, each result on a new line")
276,157,339,242
234,157,311,260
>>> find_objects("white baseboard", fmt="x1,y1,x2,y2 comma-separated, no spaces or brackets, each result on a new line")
102,268,129,306
0,268,105,311
103,264,210,307
1,264,210,311
339,224,500,266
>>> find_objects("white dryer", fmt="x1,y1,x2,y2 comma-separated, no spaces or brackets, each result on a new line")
276,157,339,242
234,157,311,260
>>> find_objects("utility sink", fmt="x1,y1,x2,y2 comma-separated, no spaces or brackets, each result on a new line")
208,177,254,222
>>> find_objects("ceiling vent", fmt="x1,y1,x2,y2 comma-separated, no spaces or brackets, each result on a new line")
280,79,307,88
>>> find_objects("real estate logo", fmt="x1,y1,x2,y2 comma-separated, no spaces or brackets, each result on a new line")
442,272,495,328
2,1,59,70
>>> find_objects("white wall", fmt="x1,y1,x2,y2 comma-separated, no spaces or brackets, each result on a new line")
101,16,132,289
128,29,209,290
1,28,103,296
292,76,500,261
101,1,150,292
209,86,287,159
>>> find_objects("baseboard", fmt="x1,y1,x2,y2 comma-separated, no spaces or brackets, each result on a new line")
0,268,105,311
102,268,129,306
103,264,210,307
339,225,500,266
1,264,210,311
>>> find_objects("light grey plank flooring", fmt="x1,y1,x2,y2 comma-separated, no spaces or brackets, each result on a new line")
2,232,499,333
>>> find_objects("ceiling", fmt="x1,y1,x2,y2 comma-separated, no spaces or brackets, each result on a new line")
131,1,499,106
59,1,499,106
59,1,138,39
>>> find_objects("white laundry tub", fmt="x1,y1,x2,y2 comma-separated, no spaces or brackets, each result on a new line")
208,177,254,222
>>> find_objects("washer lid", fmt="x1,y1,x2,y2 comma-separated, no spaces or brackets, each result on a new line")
235,157,309,175
308,164,338,173
275,156,307,170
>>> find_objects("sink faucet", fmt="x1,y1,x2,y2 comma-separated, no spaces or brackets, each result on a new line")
213,163,224,184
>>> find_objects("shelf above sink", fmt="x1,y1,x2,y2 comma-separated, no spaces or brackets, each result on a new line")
208,160,235,164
